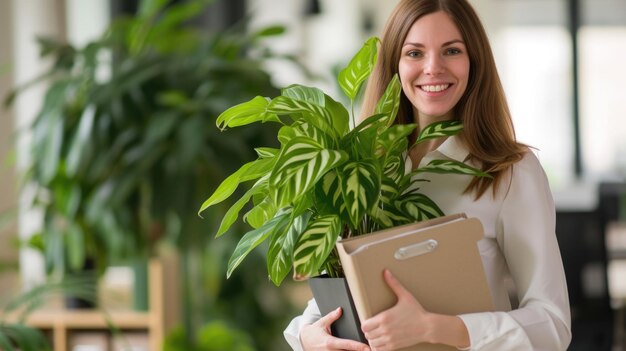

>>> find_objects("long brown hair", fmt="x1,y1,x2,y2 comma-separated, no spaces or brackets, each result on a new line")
361,0,527,199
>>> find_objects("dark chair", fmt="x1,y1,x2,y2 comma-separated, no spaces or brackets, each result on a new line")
554,181,626,350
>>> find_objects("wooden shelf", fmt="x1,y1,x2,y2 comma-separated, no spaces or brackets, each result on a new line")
8,255,179,351
22,310,152,329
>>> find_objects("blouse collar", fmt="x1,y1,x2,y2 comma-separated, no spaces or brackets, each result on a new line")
434,135,470,162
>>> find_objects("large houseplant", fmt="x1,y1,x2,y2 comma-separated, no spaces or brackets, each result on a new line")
199,37,489,286
5,0,300,348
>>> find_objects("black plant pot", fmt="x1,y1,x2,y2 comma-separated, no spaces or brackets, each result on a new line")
308,275,367,343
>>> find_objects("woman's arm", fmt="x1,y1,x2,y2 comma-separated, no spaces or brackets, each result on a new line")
458,152,571,350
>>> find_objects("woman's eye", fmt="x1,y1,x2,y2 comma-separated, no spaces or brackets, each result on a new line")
445,48,462,55
407,50,423,58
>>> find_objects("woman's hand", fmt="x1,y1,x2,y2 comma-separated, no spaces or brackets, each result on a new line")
360,269,434,351
361,269,470,351
300,307,371,351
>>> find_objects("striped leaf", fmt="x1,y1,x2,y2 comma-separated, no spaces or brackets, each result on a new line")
270,137,348,207
338,37,379,100
244,195,276,229
383,155,405,182
267,211,312,286
198,157,275,216
226,210,291,278
374,74,401,126
268,96,335,137
292,122,333,148
368,204,411,228
324,94,349,136
216,176,269,237
414,120,463,145
281,84,325,105
292,214,342,280
396,192,444,222
377,123,416,158
281,85,349,136
255,147,279,159
413,159,491,178
337,160,381,228
278,125,297,145
314,171,346,218
216,96,278,130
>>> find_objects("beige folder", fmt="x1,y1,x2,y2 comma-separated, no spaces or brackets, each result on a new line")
336,213,495,351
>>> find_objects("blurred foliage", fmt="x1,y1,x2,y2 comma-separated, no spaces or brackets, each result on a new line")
0,277,98,351
4,0,302,349
163,321,254,351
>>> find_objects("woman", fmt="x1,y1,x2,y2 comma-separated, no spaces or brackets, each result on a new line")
284,0,572,350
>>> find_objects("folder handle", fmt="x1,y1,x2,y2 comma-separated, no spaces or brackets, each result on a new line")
394,239,438,260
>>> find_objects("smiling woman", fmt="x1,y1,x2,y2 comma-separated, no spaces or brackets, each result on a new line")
287,0,572,350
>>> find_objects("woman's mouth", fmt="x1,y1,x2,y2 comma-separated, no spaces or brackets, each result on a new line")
419,84,450,92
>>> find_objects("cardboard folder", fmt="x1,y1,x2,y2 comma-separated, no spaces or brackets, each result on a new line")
336,213,495,351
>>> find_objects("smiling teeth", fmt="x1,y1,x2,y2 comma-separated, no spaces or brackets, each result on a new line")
421,84,449,92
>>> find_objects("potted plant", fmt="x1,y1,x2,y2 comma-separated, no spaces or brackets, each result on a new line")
199,35,489,331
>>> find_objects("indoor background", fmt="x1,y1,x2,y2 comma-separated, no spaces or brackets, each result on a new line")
0,0,625,350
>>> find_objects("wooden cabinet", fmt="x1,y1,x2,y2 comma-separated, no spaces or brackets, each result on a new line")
12,257,179,351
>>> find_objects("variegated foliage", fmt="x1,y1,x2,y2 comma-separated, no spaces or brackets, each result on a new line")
199,37,490,286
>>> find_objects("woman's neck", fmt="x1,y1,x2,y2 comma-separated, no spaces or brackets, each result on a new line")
408,136,448,169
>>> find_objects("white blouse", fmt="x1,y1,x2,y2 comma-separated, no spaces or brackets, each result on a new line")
283,136,572,350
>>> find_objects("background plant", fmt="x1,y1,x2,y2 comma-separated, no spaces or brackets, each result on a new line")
5,0,301,348
199,37,489,286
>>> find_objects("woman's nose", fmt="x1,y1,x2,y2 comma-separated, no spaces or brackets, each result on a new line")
424,54,444,75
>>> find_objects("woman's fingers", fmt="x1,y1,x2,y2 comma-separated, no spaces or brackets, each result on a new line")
314,307,343,329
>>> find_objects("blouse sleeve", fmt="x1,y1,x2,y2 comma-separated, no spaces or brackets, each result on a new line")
283,298,322,351
458,152,572,350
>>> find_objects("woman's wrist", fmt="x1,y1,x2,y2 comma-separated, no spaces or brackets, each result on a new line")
426,313,470,349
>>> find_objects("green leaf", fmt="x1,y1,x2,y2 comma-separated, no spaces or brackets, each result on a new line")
254,147,279,159
415,120,463,145
216,176,269,237
243,195,276,229
337,160,381,228
291,122,333,148
267,96,335,137
267,211,312,286
292,214,342,280
198,157,275,216
226,210,291,278
368,204,409,228
65,223,85,271
269,136,347,208
215,96,278,130
324,94,349,136
66,105,96,176
280,85,349,136
37,111,63,184
277,125,297,145
281,85,325,106
314,171,345,217
396,192,444,222
1,323,51,351
252,25,286,38
138,0,169,18
338,37,379,100
377,123,417,158
413,159,491,178
374,74,401,127
0,332,14,351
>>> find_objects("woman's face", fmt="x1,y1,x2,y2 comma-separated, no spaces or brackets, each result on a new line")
398,11,470,124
